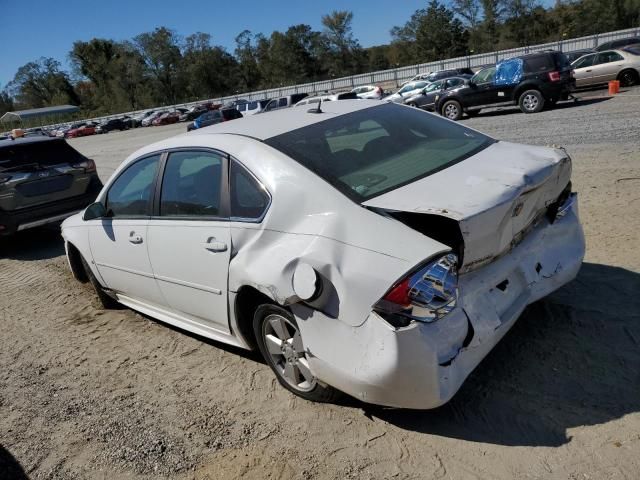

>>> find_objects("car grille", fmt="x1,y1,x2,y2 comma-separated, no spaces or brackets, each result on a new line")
16,174,74,197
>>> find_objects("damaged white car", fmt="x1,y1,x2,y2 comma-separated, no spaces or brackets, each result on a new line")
61,101,584,409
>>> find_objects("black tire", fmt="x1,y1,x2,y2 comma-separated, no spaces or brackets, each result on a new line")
618,69,639,87
80,256,120,309
518,89,544,114
253,304,341,403
441,100,462,120
408,102,418,108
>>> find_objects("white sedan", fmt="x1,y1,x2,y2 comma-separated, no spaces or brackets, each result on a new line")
61,101,584,409
386,81,430,103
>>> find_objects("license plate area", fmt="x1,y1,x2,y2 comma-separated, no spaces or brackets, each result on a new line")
487,268,528,321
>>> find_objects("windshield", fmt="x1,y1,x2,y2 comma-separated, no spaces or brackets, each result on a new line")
265,103,493,202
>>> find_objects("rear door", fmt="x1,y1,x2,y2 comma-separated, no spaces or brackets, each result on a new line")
146,149,231,332
591,51,625,84
88,154,165,305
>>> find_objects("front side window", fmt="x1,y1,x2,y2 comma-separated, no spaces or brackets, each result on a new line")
278,98,288,107
472,67,496,84
230,160,270,220
573,54,595,69
160,151,223,217
265,103,493,202
106,155,160,217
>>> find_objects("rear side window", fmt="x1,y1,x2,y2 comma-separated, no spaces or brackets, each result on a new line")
230,160,270,220
594,51,624,64
523,55,554,72
106,155,160,217
278,98,288,107
160,151,223,217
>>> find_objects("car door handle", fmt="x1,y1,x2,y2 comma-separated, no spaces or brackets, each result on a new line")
586,69,592,72
129,232,143,244
203,239,227,252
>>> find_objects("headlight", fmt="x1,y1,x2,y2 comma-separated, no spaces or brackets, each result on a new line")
374,253,459,326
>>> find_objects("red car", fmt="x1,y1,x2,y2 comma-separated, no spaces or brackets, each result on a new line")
152,112,180,126
65,123,97,138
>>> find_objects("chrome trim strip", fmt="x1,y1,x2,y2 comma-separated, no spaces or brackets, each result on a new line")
154,274,222,295
94,262,155,279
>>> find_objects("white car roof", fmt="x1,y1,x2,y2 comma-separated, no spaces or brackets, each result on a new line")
187,99,377,140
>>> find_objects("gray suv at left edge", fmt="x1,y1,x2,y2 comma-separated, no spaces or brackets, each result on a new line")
0,135,102,236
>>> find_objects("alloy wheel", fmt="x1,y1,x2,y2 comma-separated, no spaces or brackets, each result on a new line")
262,314,316,392
444,103,459,119
523,94,539,111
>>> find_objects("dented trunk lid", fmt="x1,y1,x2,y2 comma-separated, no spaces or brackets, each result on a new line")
362,141,571,272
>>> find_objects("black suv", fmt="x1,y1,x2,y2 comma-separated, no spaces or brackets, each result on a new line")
436,51,574,120
0,136,102,236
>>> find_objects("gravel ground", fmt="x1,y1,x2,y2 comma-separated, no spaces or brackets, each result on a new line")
1,88,640,479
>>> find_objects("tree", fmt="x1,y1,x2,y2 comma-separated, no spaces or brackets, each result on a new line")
0,89,14,116
7,57,78,108
235,30,262,91
183,33,238,99
320,10,364,76
392,1,469,64
134,27,184,104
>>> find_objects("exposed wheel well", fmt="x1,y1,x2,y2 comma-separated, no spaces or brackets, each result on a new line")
233,286,276,349
66,242,89,283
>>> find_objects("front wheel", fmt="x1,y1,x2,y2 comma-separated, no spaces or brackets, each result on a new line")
80,256,120,309
253,304,341,403
441,100,462,121
519,89,544,114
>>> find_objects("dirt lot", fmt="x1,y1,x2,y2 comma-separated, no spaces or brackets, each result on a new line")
1,89,640,479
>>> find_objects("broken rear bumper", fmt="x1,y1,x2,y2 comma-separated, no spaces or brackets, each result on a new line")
305,195,584,409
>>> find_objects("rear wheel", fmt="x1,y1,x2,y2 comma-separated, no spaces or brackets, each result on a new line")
519,89,544,114
80,256,120,309
618,69,639,87
253,304,340,403
441,100,462,121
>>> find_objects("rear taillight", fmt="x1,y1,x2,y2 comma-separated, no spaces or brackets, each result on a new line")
548,71,561,82
570,69,575,79
374,253,459,327
72,159,96,173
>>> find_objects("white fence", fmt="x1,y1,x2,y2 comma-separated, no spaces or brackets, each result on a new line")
19,26,640,129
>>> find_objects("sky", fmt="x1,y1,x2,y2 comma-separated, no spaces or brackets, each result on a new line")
0,0,429,87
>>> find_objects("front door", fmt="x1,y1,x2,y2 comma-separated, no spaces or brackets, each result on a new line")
591,51,625,84
467,67,500,106
89,154,165,305
572,53,596,87
146,150,231,333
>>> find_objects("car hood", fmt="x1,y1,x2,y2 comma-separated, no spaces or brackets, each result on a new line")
362,141,572,273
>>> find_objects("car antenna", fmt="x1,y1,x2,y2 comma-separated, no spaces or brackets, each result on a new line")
308,98,323,114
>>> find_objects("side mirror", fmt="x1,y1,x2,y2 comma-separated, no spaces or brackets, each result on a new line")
468,81,476,88
83,202,107,221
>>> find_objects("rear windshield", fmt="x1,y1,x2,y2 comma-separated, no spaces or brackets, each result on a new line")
0,140,85,171
265,103,493,202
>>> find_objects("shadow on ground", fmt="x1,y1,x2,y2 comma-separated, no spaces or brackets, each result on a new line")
356,262,640,448
469,96,612,119
0,445,28,480
0,225,64,261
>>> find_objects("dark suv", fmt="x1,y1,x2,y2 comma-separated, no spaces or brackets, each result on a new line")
0,136,102,236
186,108,243,131
436,51,574,120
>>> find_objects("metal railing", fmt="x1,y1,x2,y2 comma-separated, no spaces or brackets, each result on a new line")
9,26,640,131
